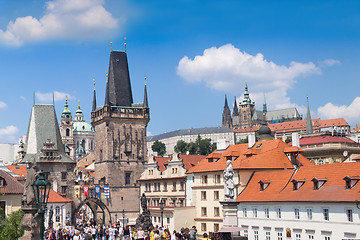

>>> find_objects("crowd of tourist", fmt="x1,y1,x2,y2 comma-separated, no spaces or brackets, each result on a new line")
44,222,202,240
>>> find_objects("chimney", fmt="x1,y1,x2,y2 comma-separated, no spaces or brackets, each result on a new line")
217,139,230,150
292,132,300,147
248,132,256,148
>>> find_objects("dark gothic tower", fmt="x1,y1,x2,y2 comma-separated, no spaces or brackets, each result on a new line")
306,96,313,134
233,97,239,117
91,50,150,223
222,95,232,128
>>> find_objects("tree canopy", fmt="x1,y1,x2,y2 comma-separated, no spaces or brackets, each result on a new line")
174,140,188,154
151,140,166,157
0,209,24,240
174,135,216,155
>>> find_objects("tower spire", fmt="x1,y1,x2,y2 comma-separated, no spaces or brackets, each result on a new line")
233,97,239,116
222,95,232,128
143,76,148,108
263,93,267,114
92,78,97,112
104,70,110,106
306,96,313,134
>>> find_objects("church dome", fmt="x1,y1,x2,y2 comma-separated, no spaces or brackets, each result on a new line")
73,121,94,132
258,125,271,135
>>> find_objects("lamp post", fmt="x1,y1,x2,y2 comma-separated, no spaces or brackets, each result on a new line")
122,209,125,228
159,199,165,228
32,170,51,240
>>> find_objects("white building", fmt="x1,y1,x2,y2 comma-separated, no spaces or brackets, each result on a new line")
236,162,360,240
0,143,19,166
45,189,73,228
147,127,235,156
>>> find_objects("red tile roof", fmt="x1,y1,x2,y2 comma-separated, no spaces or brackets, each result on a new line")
295,135,356,145
352,125,360,132
187,139,313,173
154,154,204,172
48,189,72,203
0,170,24,194
237,162,360,202
233,118,349,134
8,164,27,177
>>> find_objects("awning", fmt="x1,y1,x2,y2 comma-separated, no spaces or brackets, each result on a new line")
218,226,245,233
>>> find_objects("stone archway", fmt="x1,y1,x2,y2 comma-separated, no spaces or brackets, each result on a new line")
72,198,112,226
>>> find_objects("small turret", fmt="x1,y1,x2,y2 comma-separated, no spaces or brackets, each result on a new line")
306,96,313,134
75,101,84,122
61,97,72,120
92,79,97,112
263,93,267,114
143,77,149,108
233,97,239,117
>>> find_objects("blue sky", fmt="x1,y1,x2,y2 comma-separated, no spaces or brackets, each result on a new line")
0,0,360,143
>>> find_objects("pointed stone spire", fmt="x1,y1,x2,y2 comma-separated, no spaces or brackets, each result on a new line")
240,82,254,106
233,97,239,116
92,79,97,112
306,96,313,134
222,95,232,128
104,51,133,107
263,93,267,114
143,76,148,108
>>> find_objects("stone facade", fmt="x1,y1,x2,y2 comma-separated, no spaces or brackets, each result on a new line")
91,50,149,223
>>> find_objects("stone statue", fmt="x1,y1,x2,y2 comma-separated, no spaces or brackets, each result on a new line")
224,159,234,200
22,160,38,206
140,193,147,212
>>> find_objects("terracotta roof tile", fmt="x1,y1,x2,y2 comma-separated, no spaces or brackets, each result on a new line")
188,139,312,173
8,164,27,177
0,170,24,194
237,162,360,202
295,135,356,145
48,189,72,203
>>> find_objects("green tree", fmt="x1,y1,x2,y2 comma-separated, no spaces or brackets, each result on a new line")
186,142,197,155
237,137,248,144
151,140,166,157
285,137,292,143
174,140,188,154
0,209,24,240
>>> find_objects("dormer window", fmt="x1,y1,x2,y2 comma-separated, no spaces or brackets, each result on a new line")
343,176,360,189
291,179,306,190
0,177,6,187
208,158,220,163
259,180,271,191
312,178,327,190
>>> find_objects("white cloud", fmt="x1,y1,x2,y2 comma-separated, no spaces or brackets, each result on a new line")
317,97,360,125
20,96,27,102
36,91,74,103
0,0,120,46
177,44,321,110
318,59,341,67
0,101,7,109
0,125,19,142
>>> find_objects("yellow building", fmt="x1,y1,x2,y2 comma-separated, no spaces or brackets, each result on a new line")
139,154,204,230
187,138,313,235
0,170,23,216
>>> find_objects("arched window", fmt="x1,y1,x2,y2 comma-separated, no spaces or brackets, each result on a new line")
66,128,70,136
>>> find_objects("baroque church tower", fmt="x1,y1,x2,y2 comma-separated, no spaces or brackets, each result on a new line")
91,50,150,220
60,98,75,159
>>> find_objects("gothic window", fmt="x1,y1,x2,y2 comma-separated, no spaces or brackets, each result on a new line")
66,128,70,136
125,172,131,185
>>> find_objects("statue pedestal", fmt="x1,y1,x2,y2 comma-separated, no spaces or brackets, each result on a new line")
220,200,239,227
20,205,40,240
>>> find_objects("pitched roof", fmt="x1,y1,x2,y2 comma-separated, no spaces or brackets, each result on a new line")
233,118,349,134
8,164,27,177
237,162,360,202
22,104,74,163
48,189,72,203
105,51,133,107
0,170,24,194
295,135,356,145
154,154,204,172
187,139,312,173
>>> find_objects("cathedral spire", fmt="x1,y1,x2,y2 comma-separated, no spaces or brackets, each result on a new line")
143,76,148,108
92,79,97,112
306,96,313,134
222,95,232,128
233,97,239,116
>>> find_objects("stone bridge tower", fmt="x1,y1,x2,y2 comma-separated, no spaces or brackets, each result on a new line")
91,50,150,223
